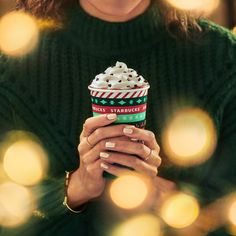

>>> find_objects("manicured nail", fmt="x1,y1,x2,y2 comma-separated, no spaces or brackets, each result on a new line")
105,142,116,148
100,152,110,159
107,114,117,120
101,163,109,169
131,138,138,142
123,126,134,134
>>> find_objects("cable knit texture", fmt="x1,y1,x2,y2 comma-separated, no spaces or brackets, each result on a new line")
0,2,236,235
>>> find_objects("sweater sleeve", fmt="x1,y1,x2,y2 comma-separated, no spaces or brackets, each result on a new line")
0,57,90,236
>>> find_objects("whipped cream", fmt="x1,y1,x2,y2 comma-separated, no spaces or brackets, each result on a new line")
90,61,149,90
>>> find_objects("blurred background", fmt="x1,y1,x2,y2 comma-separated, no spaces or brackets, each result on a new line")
1,1,236,236
1,0,236,29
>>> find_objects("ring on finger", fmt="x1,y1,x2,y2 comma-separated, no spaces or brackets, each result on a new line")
145,148,153,161
86,136,93,148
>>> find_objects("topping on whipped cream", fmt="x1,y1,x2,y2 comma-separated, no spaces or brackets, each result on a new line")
90,61,149,90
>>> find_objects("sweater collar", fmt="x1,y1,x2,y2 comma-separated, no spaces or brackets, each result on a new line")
63,2,164,55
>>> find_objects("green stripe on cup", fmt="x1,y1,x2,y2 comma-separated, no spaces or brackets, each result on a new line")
91,96,147,106
93,112,146,123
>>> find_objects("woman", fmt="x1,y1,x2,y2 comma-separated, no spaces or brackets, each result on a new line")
0,0,236,235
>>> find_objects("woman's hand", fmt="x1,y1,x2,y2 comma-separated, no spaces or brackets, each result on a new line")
67,114,162,209
89,124,162,177
67,114,118,209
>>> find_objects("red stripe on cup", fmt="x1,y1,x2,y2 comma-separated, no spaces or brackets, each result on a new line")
100,92,106,97
137,90,143,97
106,92,113,98
114,92,122,99
123,92,131,98
92,104,147,114
130,91,137,98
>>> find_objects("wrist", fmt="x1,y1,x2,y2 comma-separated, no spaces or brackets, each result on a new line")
67,170,90,209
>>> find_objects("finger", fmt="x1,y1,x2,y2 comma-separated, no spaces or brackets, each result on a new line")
100,161,133,177
122,126,160,151
103,140,161,165
100,152,158,177
81,114,117,138
81,137,130,164
88,124,132,146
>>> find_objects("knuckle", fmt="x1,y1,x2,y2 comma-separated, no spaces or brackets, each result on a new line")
157,157,162,167
86,165,92,172
138,143,146,154
81,155,88,165
150,167,158,177
155,145,161,153
133,158,141,168
77,143,83,153
83,120,89,130
99,140,106,150
94,128,103,138
148,131,155,139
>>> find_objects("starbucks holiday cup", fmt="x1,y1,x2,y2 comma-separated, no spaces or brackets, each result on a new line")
88,86,150,128
88,61,150,178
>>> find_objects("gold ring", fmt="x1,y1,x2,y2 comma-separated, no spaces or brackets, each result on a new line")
86,136,93,148
144,149,153,161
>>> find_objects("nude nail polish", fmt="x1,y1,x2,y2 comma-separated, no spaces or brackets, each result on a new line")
105,142,115,148
107,114,117,120
123,126,133,134
101,163,109,169
100,152,109,159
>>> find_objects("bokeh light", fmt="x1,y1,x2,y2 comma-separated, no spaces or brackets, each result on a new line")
0,11,39,56
229,200,236,226
112,214,162,236
0,182,35,227
160,192,200,229
162,108,217,167
3,139,48,186
0,163,8,182
165,0,219,15
233,26,236,35
109,174,149,210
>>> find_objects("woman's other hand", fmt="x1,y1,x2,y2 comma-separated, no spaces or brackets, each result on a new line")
95,125,162,177
67,114,117,209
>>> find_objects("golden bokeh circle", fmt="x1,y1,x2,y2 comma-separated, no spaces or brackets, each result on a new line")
109,174,149,210
0,11,39,56
160,192,199,229
162,108,217,167
112,214,162,236
3,139,48,186
0,182,35,227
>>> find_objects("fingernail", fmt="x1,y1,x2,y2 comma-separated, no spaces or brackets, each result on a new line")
101,163,109,169
123,126,133,134
100,152,110,159
107,114,117,120
105,142,116,148
131,138,138,142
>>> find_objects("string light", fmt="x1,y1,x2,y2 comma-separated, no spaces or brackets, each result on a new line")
160,192,200,229
2,133,48,186
165,0,219,15
162,108,217,167
0,182,35,227
0,11,39,56
229,200,236,226
109,173,149,210
111,214,162,236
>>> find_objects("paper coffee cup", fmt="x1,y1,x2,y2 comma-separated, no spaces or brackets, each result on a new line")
88,85,150,128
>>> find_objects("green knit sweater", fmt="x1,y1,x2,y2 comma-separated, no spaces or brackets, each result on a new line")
0,2,236,236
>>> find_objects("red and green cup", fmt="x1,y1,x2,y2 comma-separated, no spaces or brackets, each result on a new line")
88,85,150,178
88,86,150,128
